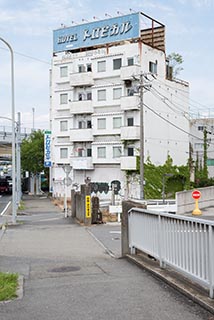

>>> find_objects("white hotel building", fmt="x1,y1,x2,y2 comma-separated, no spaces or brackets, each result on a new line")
49,12,189,199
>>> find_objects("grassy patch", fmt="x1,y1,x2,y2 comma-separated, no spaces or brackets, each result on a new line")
0,272,19,301
18,200,25,211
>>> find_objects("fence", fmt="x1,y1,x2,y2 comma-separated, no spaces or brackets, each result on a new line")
128,208,214,298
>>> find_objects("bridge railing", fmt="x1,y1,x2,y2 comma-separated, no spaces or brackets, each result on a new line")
128,208,214,298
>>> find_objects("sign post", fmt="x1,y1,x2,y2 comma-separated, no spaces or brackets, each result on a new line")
192,190,202,216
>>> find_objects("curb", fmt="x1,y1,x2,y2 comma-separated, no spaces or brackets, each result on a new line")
126,254,214,315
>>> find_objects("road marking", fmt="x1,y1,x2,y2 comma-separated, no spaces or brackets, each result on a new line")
0,201,11,216
109,231,121,234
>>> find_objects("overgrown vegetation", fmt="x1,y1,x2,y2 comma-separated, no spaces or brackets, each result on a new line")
0,272,18,301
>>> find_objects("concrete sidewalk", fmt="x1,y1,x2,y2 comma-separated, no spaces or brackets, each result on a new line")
0,195,213,320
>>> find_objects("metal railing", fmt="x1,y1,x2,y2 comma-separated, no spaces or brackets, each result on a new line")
128,208,214,298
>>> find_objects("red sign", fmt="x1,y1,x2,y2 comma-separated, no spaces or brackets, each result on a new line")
192,190,201,200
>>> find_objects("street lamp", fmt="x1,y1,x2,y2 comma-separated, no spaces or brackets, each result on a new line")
162,173,173,204
0,37,16,223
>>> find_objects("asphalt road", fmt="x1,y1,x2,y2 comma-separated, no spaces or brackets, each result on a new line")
0,194,11,215
0,196,213,320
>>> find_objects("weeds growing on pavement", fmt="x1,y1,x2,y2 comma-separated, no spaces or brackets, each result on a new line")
0,272,18,301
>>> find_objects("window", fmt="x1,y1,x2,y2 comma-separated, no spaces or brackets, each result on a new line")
78,121,85,129
127,57,134,66
113,146,121,158
87,64,92,72
127,88,134,96
60,120,68,132
60,148,68,159
97,89,106,101
97,60,106,72
98,147,106,158
87,120,92,128
78,65,85,73
78,93,83,101
87,92,92,100
198,126,204,131
78,148,83,157
60,93,68,104
87,148,92,157
207,159,214,166
113,58,122,70
149,61,157,74
128,147,134,156
127,118,134,126
113,117,122,129
97,118,106,129
60,66,68,77
113,88,122,100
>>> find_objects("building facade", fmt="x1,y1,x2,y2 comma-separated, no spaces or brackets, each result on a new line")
50,12,189,199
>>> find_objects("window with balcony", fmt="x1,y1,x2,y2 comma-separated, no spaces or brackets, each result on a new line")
113,117,122,128
78,64,85,73
198,126,204,131
78,121,85,129
87,120,92,128
127,117,134,126
87,64,92,72
78,148,84,157
60,93,68,104
113,58,122,70
60,66,68,77
128,147,134,156
87,92,92,100
98,147,106,158
127,57,134,66
97,60,106,72
97,118,106,129
113,88,122,100
98,89,106,101
113,146,121,158
60,148,68,159
60,120,68,131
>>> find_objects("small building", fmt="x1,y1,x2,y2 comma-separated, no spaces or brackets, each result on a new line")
50,11,189,199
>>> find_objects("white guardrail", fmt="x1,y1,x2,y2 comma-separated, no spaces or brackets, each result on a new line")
128,208,214,298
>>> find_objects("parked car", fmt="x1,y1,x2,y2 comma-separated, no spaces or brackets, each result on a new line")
0,178,10,194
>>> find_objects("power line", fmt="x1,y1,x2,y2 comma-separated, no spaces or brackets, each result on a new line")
0,46,51,65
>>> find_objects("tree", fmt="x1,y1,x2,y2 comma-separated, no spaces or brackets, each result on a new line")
167,52,184,78
21,130,45,174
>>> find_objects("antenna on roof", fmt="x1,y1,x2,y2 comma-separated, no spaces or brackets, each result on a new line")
72,20,78,25
82,18,89,23
117,11,124,16
93,16,100,20
129,8,136,13
60,23,66,28
105,13,112,18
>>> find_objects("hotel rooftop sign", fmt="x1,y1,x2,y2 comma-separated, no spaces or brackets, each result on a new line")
53,13,140,53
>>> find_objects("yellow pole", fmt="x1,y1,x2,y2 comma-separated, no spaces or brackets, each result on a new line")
192,199,202,216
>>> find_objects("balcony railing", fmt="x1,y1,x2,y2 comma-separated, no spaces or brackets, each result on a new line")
120,156,137,170
71,157,94,170
120,65,141,80
70,100,93,114
70,128,93,142
70,72,94,87
120,95,139,111
121,126,140,140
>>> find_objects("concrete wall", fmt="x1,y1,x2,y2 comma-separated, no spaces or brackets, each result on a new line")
71,184,91,225
176,186,214,215
121,200,146,257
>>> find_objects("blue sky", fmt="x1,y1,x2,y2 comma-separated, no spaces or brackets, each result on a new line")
0,0,214,130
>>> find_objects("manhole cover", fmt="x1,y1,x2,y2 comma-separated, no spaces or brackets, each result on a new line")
49,266,81,273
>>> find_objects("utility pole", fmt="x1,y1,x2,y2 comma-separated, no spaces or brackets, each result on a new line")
139,72,144,200
16,112,22,206
133,72,152,200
